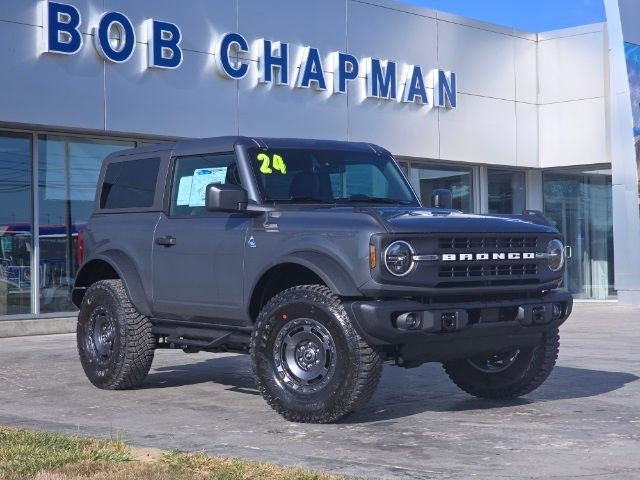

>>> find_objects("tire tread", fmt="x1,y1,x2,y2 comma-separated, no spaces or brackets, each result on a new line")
443,329,560,400
78,279,155,390
251,285,382,423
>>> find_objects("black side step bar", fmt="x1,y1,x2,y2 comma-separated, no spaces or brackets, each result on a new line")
166,332,232,349
151,321,251,352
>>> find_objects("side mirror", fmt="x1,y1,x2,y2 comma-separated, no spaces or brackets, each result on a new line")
431,189,453,209
205,183,248,212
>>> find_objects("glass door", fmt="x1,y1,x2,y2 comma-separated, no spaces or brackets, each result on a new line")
0,133,33,315
543,167,615,299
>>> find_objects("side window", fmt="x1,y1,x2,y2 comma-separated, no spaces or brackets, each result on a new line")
100,157,160,209
169,153,239,217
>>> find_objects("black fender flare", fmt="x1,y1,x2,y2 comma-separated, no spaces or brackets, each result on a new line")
74,250,152,317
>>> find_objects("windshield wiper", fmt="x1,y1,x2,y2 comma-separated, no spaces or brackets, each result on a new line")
343,195,413,205
275,196,335,204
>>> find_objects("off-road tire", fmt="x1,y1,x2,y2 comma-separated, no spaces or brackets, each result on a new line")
251,285,383,423
77,279,155,390
443,328,560,400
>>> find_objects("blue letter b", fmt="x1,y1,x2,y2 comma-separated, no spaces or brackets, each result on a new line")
45,2,83,54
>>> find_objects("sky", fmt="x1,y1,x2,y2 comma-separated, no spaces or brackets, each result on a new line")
403,0,606,32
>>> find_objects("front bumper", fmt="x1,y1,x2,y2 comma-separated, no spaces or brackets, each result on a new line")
345,290,573,366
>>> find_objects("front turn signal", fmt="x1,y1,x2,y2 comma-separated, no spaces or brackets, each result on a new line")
369,244,377,269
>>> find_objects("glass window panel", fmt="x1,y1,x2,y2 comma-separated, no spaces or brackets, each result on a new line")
409,164,474,212
38,136,134,313
100,158,160,209
170,154,238,217
247,148,416,205
543,167,614,300
397,161,409,176
0,133,32,316
487,169,526,214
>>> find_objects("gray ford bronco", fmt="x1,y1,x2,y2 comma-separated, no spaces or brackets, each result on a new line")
73,136,572,423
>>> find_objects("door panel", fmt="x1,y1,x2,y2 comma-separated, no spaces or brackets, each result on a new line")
151,152,250,323
152,213,249,322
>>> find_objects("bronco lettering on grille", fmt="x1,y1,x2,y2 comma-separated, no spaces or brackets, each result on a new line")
442,252,536,261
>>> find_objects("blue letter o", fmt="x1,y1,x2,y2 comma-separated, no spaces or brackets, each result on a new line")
94,11,136,63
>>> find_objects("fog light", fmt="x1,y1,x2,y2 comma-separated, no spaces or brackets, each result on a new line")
552,303,563,320
397,312,422,330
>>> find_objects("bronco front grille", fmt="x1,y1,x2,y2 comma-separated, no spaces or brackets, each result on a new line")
438,264,538,278
438,236,538,249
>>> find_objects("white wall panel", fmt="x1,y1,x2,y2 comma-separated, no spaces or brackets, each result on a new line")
515,38,537,104
538,97,606,168
439,94,516,165
437,21,516,101
538,31,605,104
104,0,237,54
238,63,348,140
348,79,438,158
0,0,42,26
105,49,238,138
437,11,537,40
0,23,104,130
347,2,438,73
516,102,538,167
537,23,605,41
0,0,103,33
238,0,345,73
351,0,438,20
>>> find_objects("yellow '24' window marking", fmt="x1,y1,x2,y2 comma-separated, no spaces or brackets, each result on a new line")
257,153,286,174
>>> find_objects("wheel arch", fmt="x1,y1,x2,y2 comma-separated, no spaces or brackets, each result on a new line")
248,252,362,321
73,251,152,316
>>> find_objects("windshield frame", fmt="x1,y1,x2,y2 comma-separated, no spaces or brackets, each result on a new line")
244,146,421,207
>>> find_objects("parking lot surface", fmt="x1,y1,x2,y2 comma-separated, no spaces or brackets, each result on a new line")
0,303,639,479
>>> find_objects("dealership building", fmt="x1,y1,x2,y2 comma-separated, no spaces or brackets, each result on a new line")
1,0,639,325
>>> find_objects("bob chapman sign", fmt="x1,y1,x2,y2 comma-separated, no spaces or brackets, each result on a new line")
43,1,458,108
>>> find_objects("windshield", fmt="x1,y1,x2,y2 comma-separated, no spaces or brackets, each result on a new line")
247,147,419,205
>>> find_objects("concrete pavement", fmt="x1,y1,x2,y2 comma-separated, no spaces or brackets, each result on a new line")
0,303,639,479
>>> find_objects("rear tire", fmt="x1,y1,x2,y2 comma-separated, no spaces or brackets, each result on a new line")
251,285,382,423
443,328,559,400
77,279,155,390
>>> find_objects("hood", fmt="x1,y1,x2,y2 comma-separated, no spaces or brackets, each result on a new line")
372,208,558,234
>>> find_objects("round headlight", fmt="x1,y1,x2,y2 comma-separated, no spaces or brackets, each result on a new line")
547,239,565,271
384,241,415,277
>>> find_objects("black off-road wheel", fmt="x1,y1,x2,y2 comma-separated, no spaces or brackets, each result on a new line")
77,279,155,390
251,285,383,423
443,328,560,400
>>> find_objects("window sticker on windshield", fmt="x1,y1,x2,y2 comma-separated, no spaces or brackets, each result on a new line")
188,167,227,207
257,153,286,175
176,176,193,206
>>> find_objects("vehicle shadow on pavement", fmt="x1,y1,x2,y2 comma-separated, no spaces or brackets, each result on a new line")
141,355,638,422
348,365,639,422
143,355,260,395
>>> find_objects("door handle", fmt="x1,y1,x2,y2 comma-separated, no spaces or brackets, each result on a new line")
155,235,176,247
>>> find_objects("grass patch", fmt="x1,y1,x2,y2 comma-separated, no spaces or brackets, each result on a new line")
0,427,343,480
0,427,130,478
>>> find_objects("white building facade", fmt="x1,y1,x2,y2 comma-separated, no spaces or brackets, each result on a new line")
0,0,637,320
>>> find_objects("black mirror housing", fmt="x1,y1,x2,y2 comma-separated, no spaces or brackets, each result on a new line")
205,183,248,212
431,188,453,209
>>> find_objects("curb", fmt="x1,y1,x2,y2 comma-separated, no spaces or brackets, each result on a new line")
0,317,77,338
